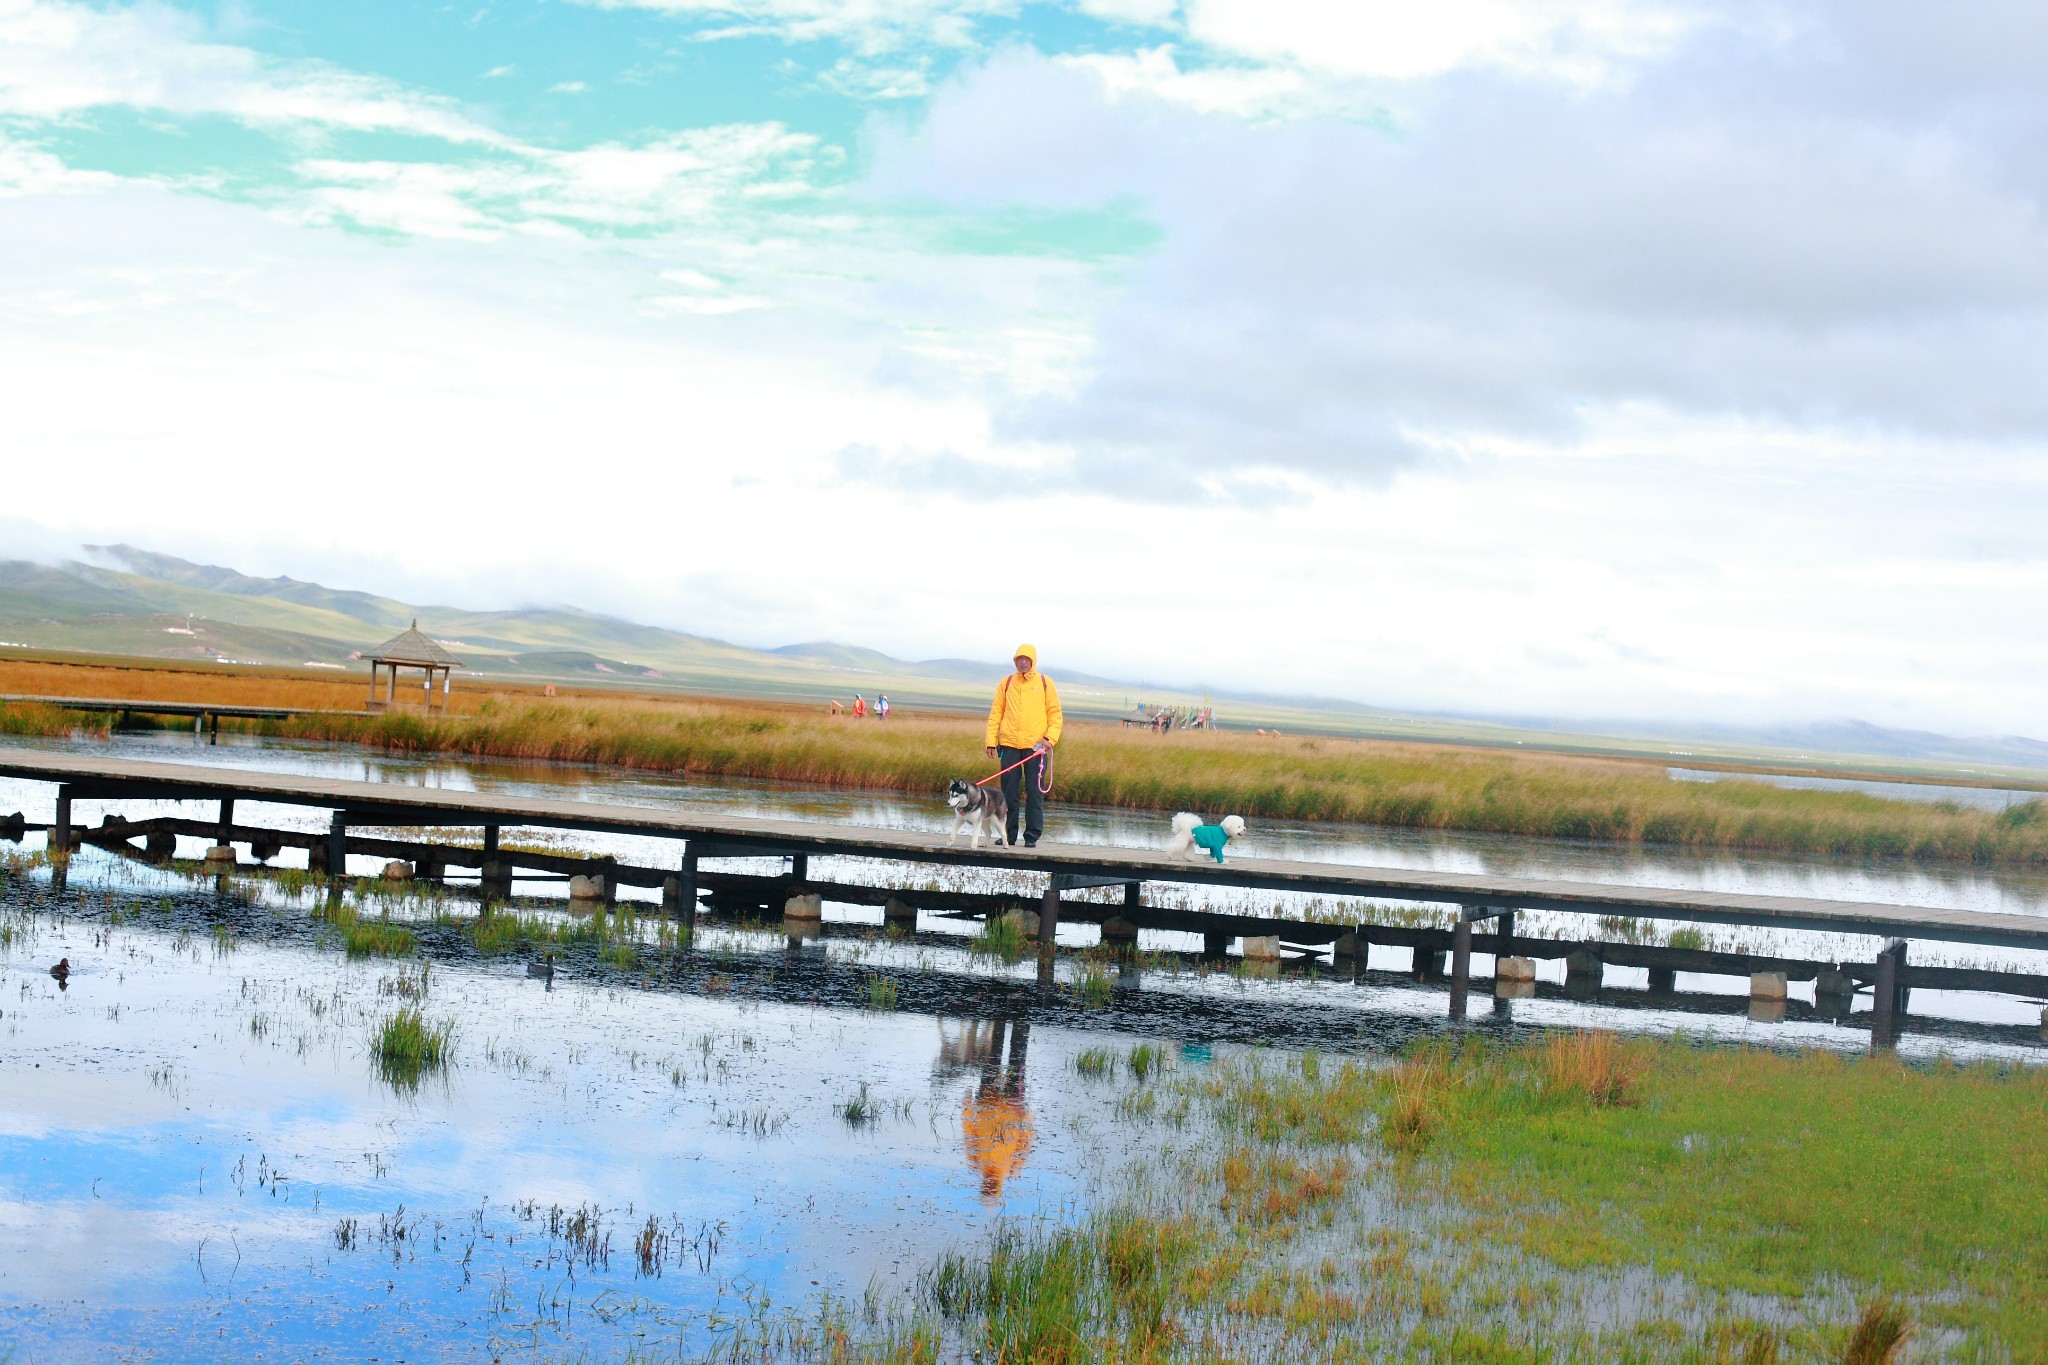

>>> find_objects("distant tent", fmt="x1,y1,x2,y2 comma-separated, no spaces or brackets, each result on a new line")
364,620,461,711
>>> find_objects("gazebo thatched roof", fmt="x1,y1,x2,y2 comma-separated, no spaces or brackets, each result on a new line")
367,621,462,668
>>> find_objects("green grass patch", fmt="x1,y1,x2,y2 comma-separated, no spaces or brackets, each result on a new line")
341,919,416,958
1379,1035,2048,1353
370,1006,454,1091
969,912,1030,964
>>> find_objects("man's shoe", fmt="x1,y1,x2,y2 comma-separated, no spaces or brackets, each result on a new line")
1023,838,1038,848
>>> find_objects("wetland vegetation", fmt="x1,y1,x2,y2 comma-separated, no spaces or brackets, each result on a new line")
9,673,2048,869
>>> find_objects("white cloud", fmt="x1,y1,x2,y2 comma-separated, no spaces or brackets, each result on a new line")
0,0,503,142
1183,0,1702,86
572,0,1017,53
0,131,119,197
547,80,589,94
1073,0,1178,28
282,124,827,240
1060,45,1319,119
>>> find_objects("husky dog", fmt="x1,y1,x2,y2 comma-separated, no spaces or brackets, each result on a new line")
1166,812,1246,863
947,778,1009,849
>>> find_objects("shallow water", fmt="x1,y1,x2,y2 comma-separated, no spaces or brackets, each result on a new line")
3,739,2047,1359
1669,765,2045,813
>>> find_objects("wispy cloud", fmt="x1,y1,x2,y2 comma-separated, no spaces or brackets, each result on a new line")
0,0,504,143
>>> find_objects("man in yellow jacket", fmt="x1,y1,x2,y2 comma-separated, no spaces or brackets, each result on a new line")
985,643,1063,847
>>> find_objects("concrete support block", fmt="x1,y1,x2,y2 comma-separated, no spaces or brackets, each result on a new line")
783,891,823,922
1241,934,1282,961
382,860,414,882
1749,971,1788,1001
1100,915,1139,947
568,873,605,901
1019,910,1041,938
1412,949,1447,982
203,844,236,869
1815,966,1854,999
662,875,682,912
1331,930,1361,959
1496,956,1537,982
144,830,177,860
883,897,918,931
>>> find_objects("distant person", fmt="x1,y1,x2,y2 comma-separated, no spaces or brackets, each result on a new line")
852,693,866,719
985,644,1062,847
877,694,891,720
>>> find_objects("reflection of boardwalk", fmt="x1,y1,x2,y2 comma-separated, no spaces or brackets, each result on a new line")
939,1019,1033,1202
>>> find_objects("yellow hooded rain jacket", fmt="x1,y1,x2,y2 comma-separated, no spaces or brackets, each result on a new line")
985,643,1063,750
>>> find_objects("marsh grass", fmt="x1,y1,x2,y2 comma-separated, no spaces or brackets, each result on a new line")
250,692,2048,867
9,660,2043,864
1074,1046,1117,1080
969,912,1030,964
1075,965,1114,1007
341,918,416,958
1538,1029,1649,1107
836,1082,879,1129
863,974,899,1010
371,1007,453,1090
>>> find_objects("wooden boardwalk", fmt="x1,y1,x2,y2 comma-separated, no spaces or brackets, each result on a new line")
4,749,2047,953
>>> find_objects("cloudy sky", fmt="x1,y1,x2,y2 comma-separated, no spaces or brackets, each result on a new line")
3,0,2045,735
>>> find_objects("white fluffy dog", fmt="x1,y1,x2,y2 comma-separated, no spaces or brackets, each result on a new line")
1166,812,1246,863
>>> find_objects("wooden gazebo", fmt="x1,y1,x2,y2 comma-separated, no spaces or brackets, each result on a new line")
364,621,461,711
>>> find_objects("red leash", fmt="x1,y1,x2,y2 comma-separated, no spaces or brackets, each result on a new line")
976,745,1054,795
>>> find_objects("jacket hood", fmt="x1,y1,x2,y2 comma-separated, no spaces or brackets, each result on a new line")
1012,643,1037,667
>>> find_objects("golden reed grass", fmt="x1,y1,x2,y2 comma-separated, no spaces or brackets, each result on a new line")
6,658,2047,866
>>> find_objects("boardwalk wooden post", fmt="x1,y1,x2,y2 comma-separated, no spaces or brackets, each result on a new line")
51,784,72,857
326,813,347,882
1202,931,1230,960
217,797,234,846
480,823,503,901
1872,938,1907,1047
680,844,698,935
1449,920,1473,1020
1037,881,1060,983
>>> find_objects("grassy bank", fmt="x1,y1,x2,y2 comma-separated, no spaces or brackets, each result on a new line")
261,696,2048,867
7,667,2048,866
803,1035,2044,1362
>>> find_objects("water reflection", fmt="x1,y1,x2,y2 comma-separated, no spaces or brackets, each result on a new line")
937,1018,1035,1202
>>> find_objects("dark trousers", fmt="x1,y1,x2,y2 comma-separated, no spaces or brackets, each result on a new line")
997,746,1044,846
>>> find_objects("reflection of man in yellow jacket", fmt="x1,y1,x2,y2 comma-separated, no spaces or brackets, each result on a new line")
984,643,1063,847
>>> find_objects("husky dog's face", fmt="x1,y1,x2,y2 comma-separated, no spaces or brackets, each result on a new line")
947,779,974,811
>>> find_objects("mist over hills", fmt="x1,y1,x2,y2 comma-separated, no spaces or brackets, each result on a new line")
1,546,2044,776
